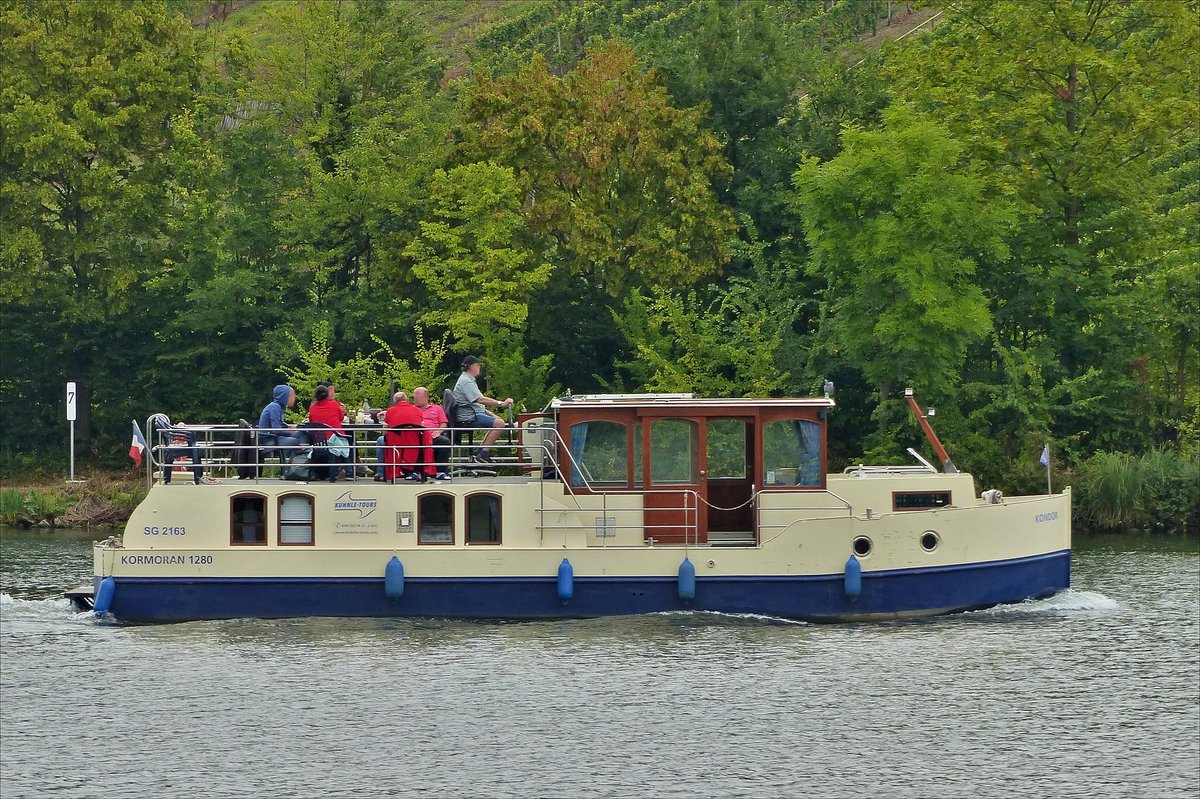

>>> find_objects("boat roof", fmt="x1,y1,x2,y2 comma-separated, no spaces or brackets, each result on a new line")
549,393,835,410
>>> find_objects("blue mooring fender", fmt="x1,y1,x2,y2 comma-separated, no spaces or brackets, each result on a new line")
678,557,696,601
384,555,405,601
844,554,862,601
557,558,574,602
94,576,116,616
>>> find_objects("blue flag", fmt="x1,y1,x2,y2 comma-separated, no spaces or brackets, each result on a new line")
1039,444,1050,468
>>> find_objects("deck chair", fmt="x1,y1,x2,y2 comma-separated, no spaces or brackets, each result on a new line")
234,419,257,479
298,422,339,482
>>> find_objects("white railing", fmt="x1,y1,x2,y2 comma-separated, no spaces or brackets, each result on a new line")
141,414,854,548
141,416,550,488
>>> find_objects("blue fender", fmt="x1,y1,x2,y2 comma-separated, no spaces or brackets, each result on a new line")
94,576,116,616
678,557,696,601
557,558,574,602
384,556,405,601
844,555,862,601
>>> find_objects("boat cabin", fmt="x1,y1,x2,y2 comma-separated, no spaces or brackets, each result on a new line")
546,394,834,545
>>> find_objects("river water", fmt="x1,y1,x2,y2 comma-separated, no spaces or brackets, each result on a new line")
1,527,1196,799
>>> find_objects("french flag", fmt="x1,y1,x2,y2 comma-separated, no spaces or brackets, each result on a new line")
130,420,147,467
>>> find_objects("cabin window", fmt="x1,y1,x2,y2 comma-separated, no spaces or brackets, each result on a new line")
763,420,822,487
569,421,629,487
418,493,454,544
706,419,748,479
650,419,698,485
894,491,951,510
278,494,314,545
230,494,266,545
466,493,501,545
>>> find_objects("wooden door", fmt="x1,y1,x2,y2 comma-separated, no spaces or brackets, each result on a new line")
642,417,706,544
705,418,755,541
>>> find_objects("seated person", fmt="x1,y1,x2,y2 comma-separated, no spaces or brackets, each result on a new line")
151,413,209,485
309,384,350,483
381,392,426,481
414,386,451,481
451,356,513,463
257,384,305,464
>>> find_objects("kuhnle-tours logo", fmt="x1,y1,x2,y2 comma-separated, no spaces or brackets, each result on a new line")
333,492,378,519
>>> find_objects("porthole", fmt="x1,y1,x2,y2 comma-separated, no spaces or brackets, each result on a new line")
852,536,872,557
921,531,940,552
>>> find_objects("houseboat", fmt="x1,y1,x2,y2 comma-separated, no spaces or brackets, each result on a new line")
69,390,1071,623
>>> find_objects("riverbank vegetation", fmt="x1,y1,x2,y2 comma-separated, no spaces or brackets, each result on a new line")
1,0,1196,534
0,472,146,529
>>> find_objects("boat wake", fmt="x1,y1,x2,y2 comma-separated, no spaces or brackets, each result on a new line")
968,589,1121,617
650,609,810,626
0,592,96,623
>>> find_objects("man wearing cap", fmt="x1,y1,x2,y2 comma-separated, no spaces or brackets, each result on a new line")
452,356,512,463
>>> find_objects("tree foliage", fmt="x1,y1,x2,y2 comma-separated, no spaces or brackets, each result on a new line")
795,106,1007,412
0,0,1194,513
406,163,552,347
459,42,736,297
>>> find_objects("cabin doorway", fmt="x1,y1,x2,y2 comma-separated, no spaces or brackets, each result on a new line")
705,418,755,545
642,416,756,546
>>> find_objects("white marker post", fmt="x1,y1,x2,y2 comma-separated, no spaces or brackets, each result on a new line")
66,381,77,481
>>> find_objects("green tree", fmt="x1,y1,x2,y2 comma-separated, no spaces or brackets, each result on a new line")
884,0,1200,451
405,162,552,348
459,42,736,298
252,0,452,346
795,106,1009,432
458,42,736,390
0,0,199,458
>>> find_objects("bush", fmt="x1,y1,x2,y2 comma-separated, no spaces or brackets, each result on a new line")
1075,449,1199,535
0,487,70,526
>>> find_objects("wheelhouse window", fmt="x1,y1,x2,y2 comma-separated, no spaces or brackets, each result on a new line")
569,421,629,487
706,419,748,479
763,420,822,487
894,491,951,510
418,493,454,544
650,419,698,485
231,494,266,545
466,493,501,545
278,494,314,545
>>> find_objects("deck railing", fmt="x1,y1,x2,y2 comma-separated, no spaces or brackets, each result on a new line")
141,417,546,488
140,416,856,548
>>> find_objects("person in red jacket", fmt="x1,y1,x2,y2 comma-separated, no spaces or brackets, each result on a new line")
308,384,349,482
308,385,346,433
382,391,426,482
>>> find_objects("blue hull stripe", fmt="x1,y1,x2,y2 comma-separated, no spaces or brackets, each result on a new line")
102,550,1071,623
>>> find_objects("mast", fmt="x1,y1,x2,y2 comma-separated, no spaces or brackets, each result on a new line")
905,388,957,473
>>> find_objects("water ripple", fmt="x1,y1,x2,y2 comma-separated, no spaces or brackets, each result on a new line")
1,530,1197,799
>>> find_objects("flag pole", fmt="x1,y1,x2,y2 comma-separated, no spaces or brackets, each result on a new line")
1044,441,1052,496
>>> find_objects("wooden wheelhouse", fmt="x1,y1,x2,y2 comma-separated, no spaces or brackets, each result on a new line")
550,395,834,545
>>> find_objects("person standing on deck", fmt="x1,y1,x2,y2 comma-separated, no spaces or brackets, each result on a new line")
451,356,512,463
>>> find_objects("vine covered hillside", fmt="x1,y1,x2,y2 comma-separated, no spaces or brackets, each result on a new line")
1,0,1196,533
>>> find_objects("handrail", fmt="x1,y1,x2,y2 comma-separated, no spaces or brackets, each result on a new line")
141,418,560,486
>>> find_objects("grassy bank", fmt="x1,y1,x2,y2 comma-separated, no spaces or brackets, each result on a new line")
1074,449,1200,536
0,470,146,529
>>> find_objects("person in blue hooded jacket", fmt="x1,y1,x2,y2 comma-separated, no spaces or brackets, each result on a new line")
258,385,304,461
